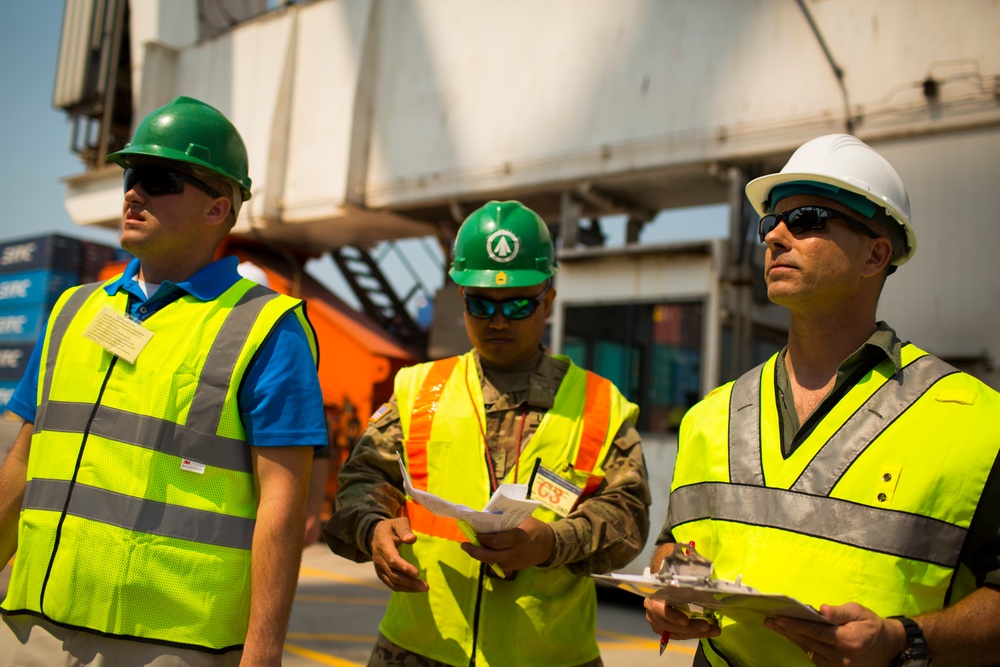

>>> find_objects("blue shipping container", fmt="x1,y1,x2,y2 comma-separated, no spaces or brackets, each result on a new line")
0,269,78,307
0,306,50,345
0,343,35,381
0,380,19,413
0,234,83,274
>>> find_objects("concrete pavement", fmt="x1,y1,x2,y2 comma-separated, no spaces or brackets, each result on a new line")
283,544,698,666
0,544,697,666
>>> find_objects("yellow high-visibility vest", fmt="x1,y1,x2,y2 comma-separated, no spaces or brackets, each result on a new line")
2,278,315,652
381,352,638,667
669,344,1000,666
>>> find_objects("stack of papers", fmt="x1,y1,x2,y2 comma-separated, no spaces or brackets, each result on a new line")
592,568,831,625
397,454,541,533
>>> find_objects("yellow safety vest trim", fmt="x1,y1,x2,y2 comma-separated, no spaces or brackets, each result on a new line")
3,278,313,652
383,352,637,667
669,345,1000,666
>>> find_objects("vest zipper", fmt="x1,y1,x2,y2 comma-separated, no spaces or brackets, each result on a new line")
469,562,486,667
38,356,119,615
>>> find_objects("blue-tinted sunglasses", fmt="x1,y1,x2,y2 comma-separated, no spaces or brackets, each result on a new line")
464,287,549,320
124,165,224,199
758,205,881,243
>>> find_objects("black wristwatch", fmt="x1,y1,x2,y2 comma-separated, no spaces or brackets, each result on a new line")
888,616,930,667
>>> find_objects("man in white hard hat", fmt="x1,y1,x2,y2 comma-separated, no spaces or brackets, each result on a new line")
645,134,1000,666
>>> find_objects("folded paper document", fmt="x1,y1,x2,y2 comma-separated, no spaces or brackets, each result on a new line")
592,545,831,625
396,453,541,534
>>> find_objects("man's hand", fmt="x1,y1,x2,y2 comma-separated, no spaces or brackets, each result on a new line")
764,602,905,666
642,542,720,641
644,597,721,641
370,517,427,592
460,516,554,574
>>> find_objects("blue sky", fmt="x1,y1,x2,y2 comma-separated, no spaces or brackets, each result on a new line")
0,2,120,247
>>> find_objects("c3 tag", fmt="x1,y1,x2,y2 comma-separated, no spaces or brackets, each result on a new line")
530,466,583,517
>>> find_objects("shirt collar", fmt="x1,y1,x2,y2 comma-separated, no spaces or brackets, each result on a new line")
104,255,242,301
776,320,903,382
857,321,903,375
473,349,559,410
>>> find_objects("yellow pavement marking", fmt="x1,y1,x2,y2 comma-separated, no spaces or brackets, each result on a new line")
294,594,388,606
299,565,385,591
596,629,697,656
284,642,362,666
283,631,695,663
287,632,377,643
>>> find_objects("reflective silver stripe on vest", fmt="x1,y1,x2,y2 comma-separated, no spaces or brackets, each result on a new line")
36,283,106,421
669,482,966,567
23,478,254,551
38,401,251,473
34,282,290,473
792,355,957,495
187,283,282,433
729,364,765,485
728,352,958,493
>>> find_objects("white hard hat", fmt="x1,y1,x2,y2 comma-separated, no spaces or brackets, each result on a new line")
745,134,916,265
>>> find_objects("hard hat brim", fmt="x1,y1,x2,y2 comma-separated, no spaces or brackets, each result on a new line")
745,171,916,266
449,267,555,288
108,145,252,201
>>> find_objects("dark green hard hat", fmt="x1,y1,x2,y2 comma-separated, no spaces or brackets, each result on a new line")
449,200,558,288
107,96,252,201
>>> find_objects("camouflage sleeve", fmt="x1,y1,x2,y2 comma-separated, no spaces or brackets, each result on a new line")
544,422,652,575
321,396,407,563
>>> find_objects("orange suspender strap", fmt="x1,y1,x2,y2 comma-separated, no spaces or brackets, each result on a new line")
576,371,613,496
403,356,466,542
404,357,459,490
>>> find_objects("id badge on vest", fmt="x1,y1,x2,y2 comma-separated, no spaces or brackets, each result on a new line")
530,466,583,517
82,306,154,364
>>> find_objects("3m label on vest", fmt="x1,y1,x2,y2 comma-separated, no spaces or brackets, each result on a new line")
180,458,206,474
82,306,153,364
530,466,583,517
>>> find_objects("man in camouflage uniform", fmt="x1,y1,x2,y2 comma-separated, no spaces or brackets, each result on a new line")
323,200,651,667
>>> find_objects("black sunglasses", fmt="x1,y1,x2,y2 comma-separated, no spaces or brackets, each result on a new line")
124,165,224,199
464,287,549,320
758,206,881,243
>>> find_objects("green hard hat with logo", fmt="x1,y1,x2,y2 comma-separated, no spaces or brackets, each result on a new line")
107,96,252,201
449,201,558,288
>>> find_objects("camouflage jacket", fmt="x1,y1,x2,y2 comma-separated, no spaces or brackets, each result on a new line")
324,351,651,575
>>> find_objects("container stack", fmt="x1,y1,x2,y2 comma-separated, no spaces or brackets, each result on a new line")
0,234,126,413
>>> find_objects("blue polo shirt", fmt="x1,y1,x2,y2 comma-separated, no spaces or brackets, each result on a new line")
8,256,328,449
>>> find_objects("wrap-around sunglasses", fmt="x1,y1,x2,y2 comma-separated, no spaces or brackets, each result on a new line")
124,165,224,199
463,287,549,320
758,206,881,243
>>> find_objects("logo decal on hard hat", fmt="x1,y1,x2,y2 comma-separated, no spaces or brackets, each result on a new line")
486,230,520,264
495,272,508,285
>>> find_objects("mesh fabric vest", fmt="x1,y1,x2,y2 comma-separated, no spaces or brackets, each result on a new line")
3,278,316,652
669,345,1000,667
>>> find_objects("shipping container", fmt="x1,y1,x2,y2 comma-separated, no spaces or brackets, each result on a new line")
80,241,118,283
0,269,79,308
0,343,36,381
0,306,50,344
0,234,83,274
0,380,19,413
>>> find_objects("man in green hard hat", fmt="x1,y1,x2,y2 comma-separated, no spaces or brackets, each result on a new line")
0,97,328,666
324,200,652,666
